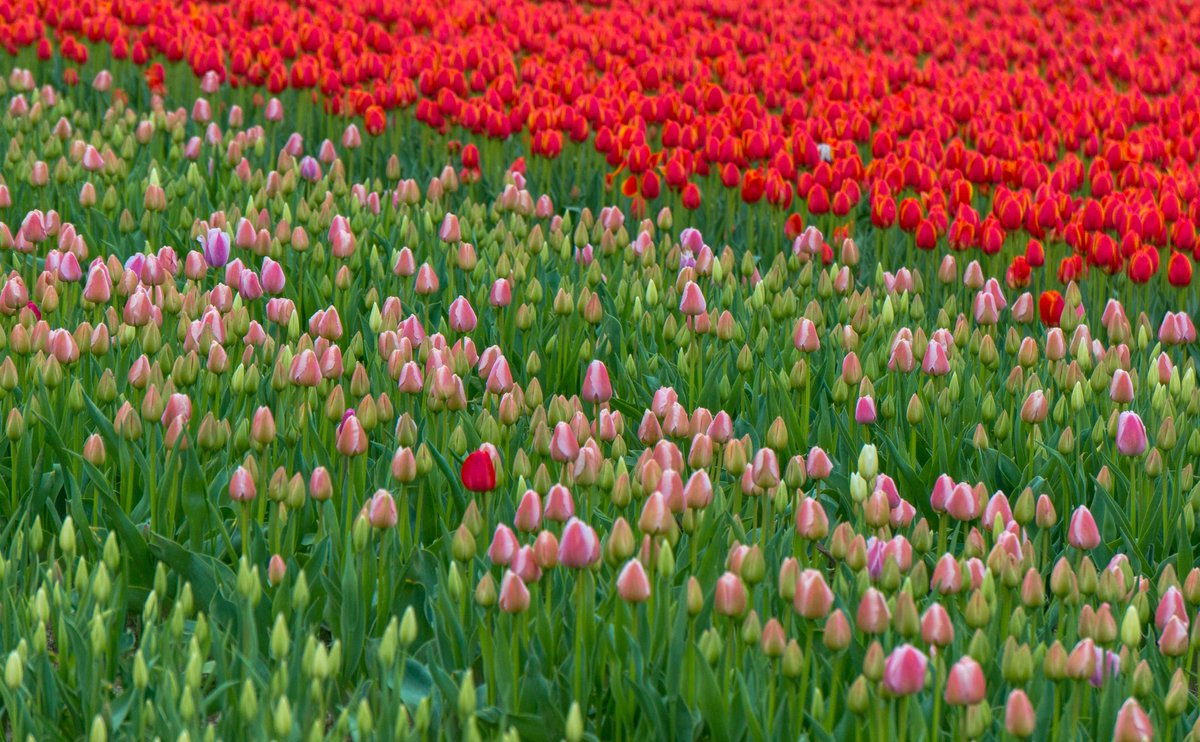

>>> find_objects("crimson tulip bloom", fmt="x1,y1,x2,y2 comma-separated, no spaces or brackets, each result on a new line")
1167,252,1193,287
1038,290,1064,327
461,449,497,492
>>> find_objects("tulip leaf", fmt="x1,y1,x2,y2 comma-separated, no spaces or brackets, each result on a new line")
180,446,211,549
341,547,366,676
693,652,735,741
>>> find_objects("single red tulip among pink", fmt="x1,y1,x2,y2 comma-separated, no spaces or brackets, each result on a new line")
461,449,497,493
881,644,927,696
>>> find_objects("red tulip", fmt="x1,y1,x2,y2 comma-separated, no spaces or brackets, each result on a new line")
1167,252,1193,286
461,449,497,493
1038,290,1064,327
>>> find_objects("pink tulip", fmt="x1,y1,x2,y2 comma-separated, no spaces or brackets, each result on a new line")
1109,369,1135,404
1155,586,1188,630
921,340,950,375
448,296,477,333
514,490,542,533
944,656,986,705
854,395,878,424
1113,698,1153,742
793,569,834,619
558,518,600,569
368,490,398,529
335,411,368,457
489,278,512,307
793,317,820,352
805,446,833,480
679,281,707,316
498,570,530,614
1158,615,1189,657
261,258,286,294
616,559,651,603
550,422,580,463
845,584,885,636
229,467,256,502
439,213,461,243
931,553,962,594
1068,505,1100,550
581,360,613,403
1005,690,1036,738
488,525,519,566
920,603,955,646
1115,411,1147,456
882,644,927,696
714,571,747,617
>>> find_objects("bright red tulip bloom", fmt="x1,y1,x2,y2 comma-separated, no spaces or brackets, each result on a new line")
461,449,498,493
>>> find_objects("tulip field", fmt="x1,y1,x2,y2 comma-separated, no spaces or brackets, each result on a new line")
5,1,1200,740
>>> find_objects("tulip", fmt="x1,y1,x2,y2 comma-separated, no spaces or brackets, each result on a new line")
229,467,256,502
488,525,519,566
1113,698,1153,742
944,656,986,705
616,559,651,603
439,213,461,243
1116,411,1147,456
881,644,927,696
1004,690,1036,738
558,518,600,569
581,360,613,403
367,491,398,529
335,411,368,457
679,281,706,316
793,569,834,619
498,571,530,614
199,228,230,268
714,571,747,617
461,449,497,492
1070,501,1099,549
